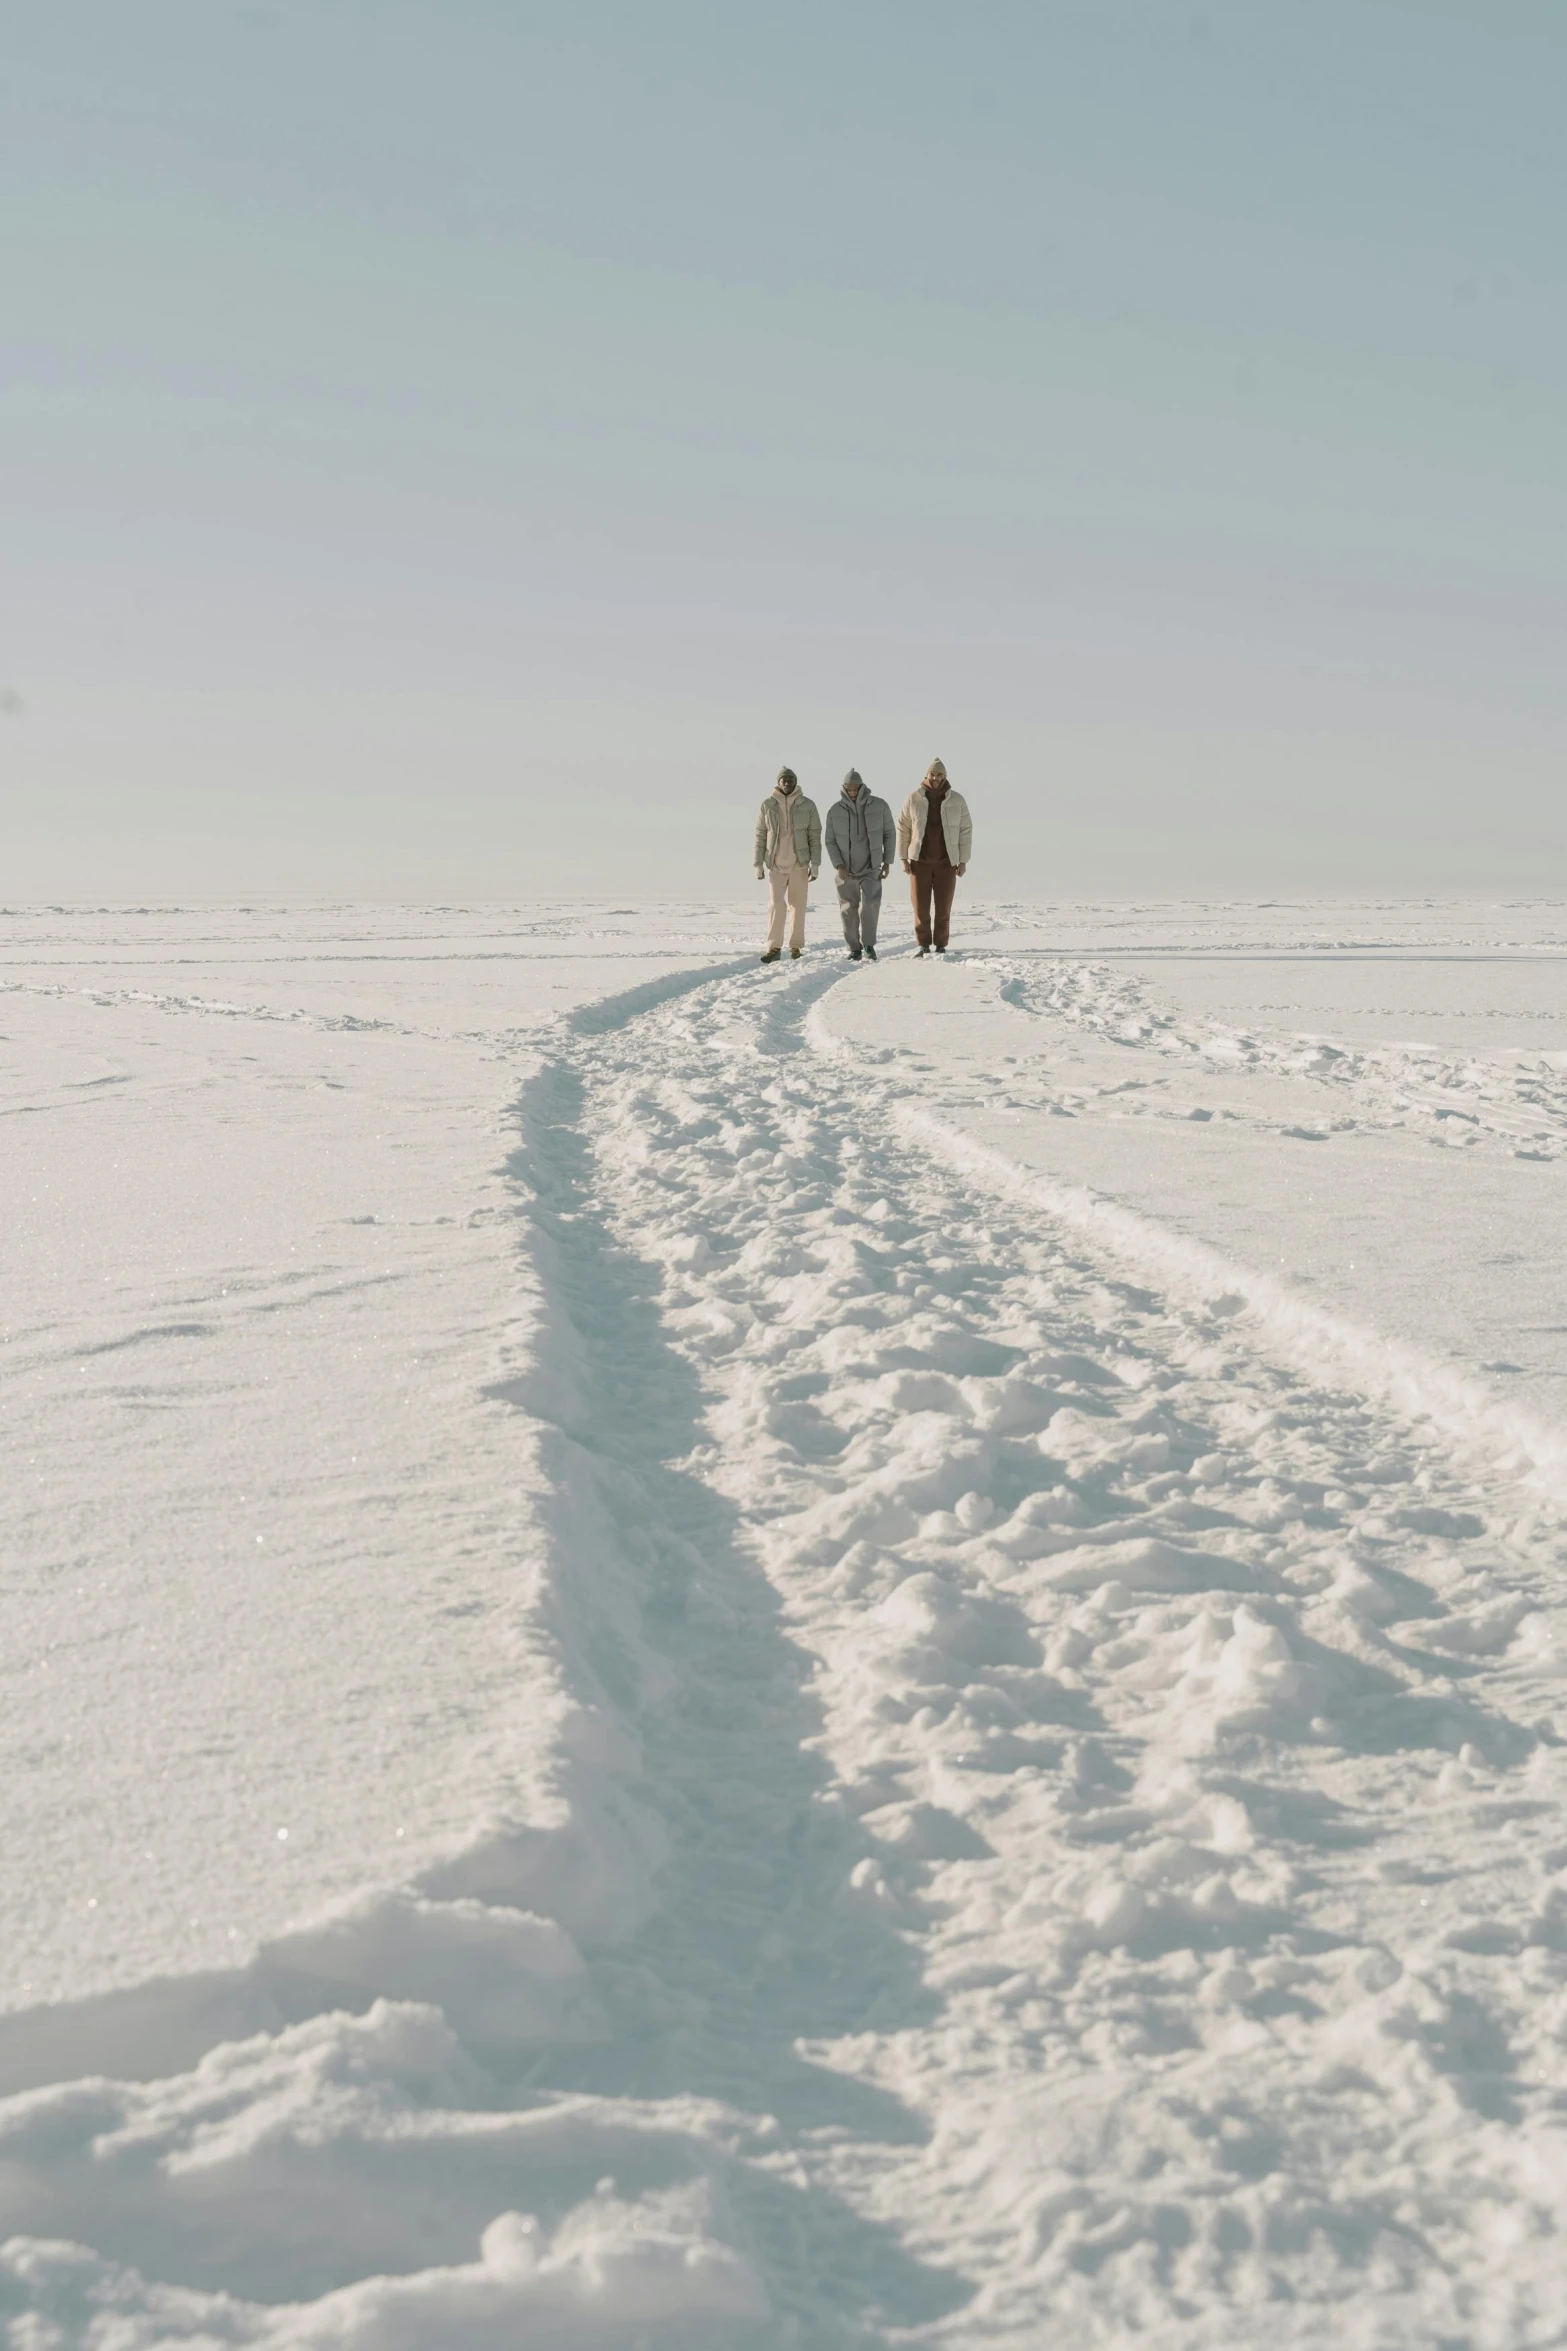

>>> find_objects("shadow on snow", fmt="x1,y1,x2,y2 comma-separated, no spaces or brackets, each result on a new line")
489,1054,971,2340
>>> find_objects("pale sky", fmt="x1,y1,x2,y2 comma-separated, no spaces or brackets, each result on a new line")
4,2,1565,898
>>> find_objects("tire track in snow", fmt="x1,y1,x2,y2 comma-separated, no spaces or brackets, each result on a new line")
560,956,1567,2345
491,1043,968,2343
993,956,1567,1160
877,1090,1567,1507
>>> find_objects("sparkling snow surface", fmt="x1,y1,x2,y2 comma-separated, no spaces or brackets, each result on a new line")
5,899,1567,2346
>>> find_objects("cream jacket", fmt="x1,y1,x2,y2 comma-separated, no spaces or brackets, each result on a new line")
897,786,973,867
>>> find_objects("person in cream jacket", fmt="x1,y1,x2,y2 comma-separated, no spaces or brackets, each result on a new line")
754,768,822,962
897,758,972,954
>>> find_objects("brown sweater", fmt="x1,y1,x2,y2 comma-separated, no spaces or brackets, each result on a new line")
914,783,952,865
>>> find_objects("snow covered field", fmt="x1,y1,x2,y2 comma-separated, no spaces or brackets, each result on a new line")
5,898,1567,2346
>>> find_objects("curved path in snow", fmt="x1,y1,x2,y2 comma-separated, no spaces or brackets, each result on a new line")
7,941,1567,2347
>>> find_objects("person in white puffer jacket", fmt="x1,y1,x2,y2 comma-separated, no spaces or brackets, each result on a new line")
754,768,822,962
897,758,972,955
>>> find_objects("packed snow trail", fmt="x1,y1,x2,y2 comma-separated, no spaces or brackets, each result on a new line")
551,952,1567,2346
8,942,1567,2346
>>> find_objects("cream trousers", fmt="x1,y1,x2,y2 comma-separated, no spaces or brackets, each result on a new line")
765,865,809,953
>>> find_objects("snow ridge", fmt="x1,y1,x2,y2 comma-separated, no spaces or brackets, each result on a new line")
8,949,1567,2346
993,956,1567,1159
884,1092,1567,1505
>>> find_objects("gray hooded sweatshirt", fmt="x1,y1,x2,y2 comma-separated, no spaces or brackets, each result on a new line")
824,772,896,877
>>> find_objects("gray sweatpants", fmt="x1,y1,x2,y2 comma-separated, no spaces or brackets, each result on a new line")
835,869,882,951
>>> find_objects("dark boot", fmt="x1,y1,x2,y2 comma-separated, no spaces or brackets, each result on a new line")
760,949,781,964
864,944,877,961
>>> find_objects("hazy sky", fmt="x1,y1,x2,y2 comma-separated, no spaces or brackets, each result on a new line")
4,2,1566,898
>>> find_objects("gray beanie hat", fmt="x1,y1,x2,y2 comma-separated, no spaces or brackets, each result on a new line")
842,768,863,790
776,766,797,787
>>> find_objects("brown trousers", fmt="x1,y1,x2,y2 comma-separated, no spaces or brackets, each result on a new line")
910,863,958,949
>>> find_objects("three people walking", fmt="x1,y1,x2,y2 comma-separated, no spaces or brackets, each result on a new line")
755,759,972,962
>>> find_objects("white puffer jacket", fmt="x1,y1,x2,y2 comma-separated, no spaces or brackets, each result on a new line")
897,786,973,867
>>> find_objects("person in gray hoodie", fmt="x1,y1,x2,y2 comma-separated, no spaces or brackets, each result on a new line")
823,769,895,961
